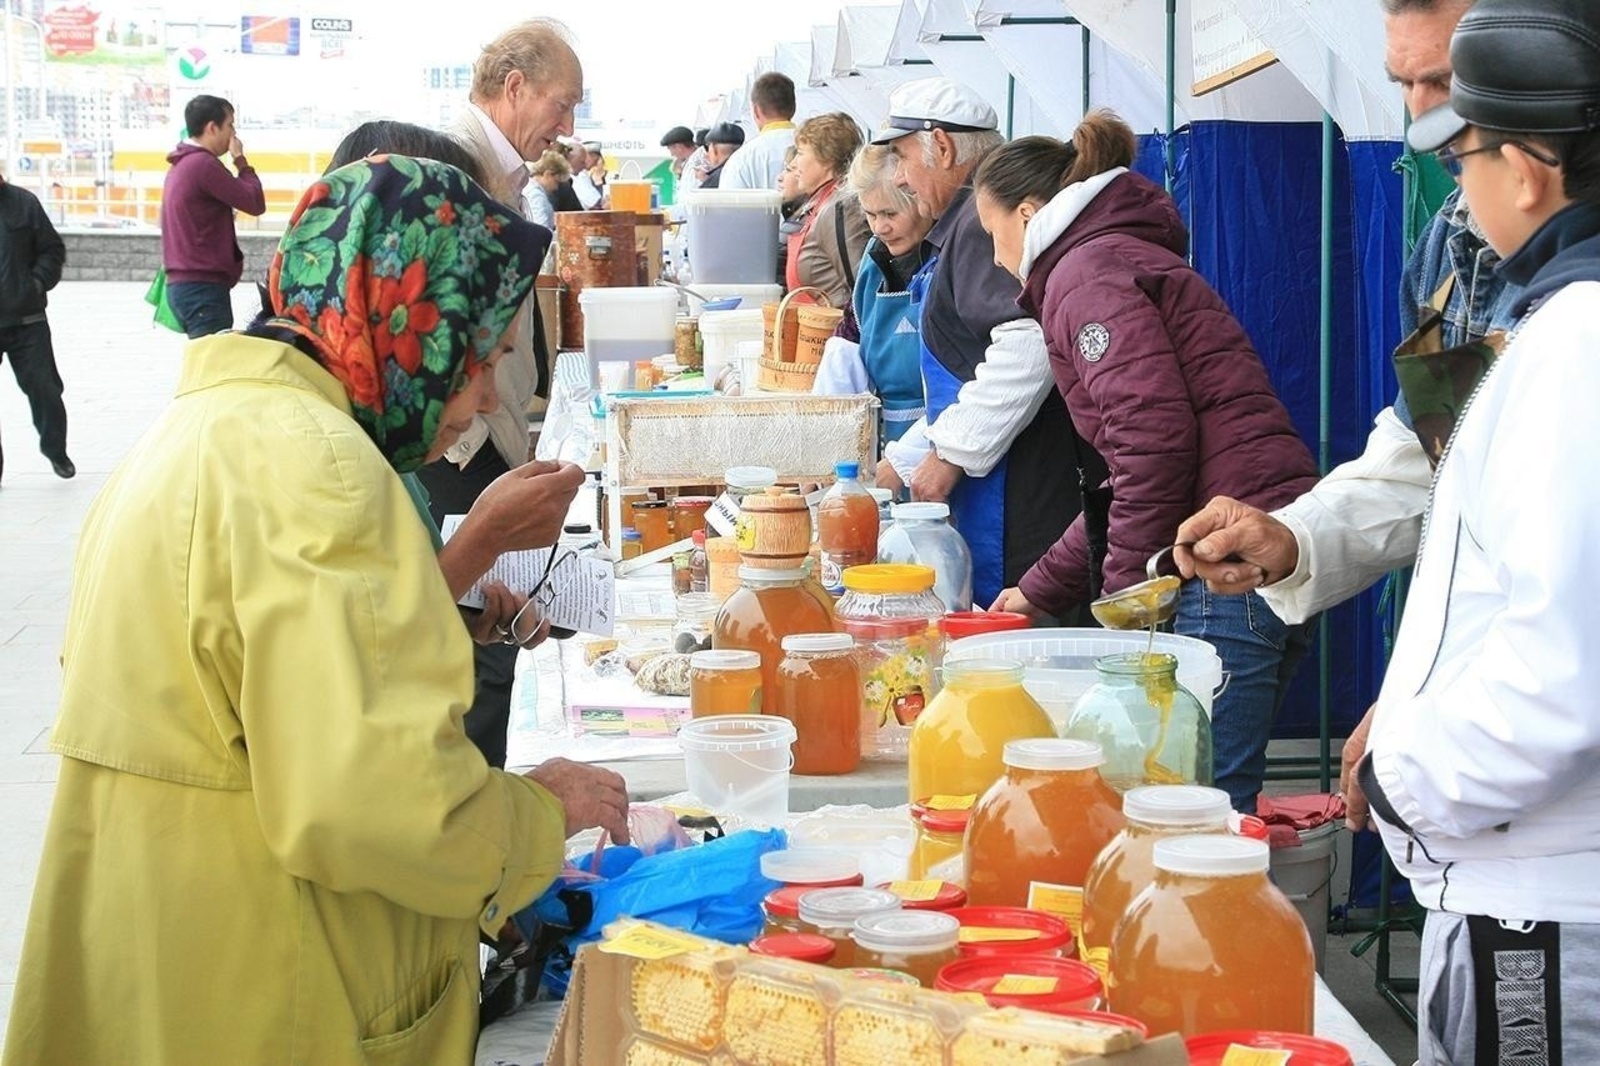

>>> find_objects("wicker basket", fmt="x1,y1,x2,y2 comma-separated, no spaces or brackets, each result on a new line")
795,305,845,365
759,287,830,392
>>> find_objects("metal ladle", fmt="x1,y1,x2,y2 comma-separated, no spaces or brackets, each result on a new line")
1089,545,1186,630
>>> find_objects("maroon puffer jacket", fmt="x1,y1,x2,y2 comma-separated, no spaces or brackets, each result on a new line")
1015,171,1317,614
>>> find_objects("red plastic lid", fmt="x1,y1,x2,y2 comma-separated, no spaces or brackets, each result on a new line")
1232,814,1270,841
1052,1010,1151,1039
671,496,716,511
838,617,931,641
763,885,812,919
749,933,837,964
940,611,1033,639
945,906,1073,957
911,805,973,834
935,955,1103,1012
1186,1032,1353,1066
875,880,969,911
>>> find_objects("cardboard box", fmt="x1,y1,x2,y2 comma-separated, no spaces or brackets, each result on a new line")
546,923,1189,1065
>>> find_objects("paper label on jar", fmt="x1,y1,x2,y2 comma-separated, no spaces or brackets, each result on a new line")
1027,881,1084,932
923,794,977,811
734,512,757,551
1219,1049,1291,1066
993,974,1059,995
864,648,932,726
887,880,942,902
959,926,1042,944
598,924,701,960
707,492,741,538
819,556,844,595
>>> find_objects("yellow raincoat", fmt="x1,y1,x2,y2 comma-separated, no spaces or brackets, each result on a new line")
3,336,567,1065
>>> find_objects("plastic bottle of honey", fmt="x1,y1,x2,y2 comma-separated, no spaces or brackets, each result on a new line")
963,739,1126,925
818,461,879,596
1108,835,1314,1038
712,567,837,698
1078,785,1232,979
771,633,861,775
906,660,1055,804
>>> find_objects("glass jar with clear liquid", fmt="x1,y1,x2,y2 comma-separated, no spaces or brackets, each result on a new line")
876,502,974,612
1064,653,1212,792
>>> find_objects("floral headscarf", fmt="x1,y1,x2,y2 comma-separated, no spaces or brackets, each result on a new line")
266,155,549,472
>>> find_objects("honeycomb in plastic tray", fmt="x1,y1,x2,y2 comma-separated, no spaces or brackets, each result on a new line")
723,963,836,1066
831,986,962,1066
628,950,736,1052
622,1036,728,1066
950,1007,1141,1065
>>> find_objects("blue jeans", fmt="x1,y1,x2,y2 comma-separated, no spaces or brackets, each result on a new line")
1173,580,1316,814
165,281,234,339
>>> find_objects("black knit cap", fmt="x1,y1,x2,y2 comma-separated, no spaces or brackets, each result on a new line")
660,126,694,148
1410,0,1600,152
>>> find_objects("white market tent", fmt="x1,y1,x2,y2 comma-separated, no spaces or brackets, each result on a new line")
889,0,1056,138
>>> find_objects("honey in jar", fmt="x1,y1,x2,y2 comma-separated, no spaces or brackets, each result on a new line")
963,740,1125,922
712,567,837,699
688,649,763,718
851,910,961,988
772,633,861,775
1079,785,1232,979
1108,835,1313,1038
909,797,974,880
761,885,810,936
796,887,902,970
907,660,1055,806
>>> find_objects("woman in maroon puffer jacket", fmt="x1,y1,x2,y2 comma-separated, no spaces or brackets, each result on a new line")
974,110,1319,814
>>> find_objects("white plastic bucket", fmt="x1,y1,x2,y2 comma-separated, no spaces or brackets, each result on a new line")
682,189,783,284
1269,820,1341,974
698,308,766,383
677,715,796,825
944,628,1225,732
577,287,678,390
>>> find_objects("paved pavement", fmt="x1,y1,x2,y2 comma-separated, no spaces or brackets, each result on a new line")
0,282,1421,1062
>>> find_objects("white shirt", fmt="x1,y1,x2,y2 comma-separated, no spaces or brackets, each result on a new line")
466,104,529,200
718,124,795,192
573,170,604,210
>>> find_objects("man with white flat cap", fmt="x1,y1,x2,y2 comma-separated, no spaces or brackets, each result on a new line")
874,77,1096,615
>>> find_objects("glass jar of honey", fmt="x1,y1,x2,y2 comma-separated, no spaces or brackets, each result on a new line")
1080,785,1232,979
1065,653,1212,793
909,798,974,880
712,567,837,699
1108,836,1314,1038
670,495,715,540
851,910,961,988
963,739,1126,920
772,633,861,776
836,565,946,736
631,498,671,553
907,660,1055,806
688,649,763,718
761,885,811,936
796,887,902,970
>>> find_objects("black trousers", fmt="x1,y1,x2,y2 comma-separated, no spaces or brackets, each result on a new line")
0,319,67,475
415,447,517,768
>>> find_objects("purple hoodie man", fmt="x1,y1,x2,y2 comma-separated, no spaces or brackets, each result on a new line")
160,95,266,338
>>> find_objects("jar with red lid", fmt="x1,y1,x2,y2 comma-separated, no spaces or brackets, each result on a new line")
749,933,837,965
909,798,973,880
935,955,1104,1013
1184,1032,1353,1066
939,611,1033,641
876,880,967,912
670,495,715,540
761,885,811,936
944,905,1073,959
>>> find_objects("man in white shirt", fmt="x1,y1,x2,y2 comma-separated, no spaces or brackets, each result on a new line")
572,140,606,208
719,72,798,191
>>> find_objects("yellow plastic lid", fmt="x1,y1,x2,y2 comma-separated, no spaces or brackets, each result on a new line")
841,563,936,594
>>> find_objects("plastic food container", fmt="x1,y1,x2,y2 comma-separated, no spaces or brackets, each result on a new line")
935,955,1104,1013
851,910,961,987
698,308,765,382
749,933,837,964
676,715,797,826
875,880,968,912
681,189,784,284
944,906,1073,959
688,649,763,718
877,502,974,611
760,847,863,888
1185,1032,1354,1065
796,887,902,969
578,286,677,391
684,282,784,316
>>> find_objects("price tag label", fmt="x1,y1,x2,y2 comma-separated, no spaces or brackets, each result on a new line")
959,926,1042,944
1027,881,1084,931
598,924,703,960
993,974,1060,995
923,794,977,811
1219,1048,1292,1066
888,880,943,902
706,492,742,538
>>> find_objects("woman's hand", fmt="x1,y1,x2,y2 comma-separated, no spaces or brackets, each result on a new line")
465,582,550,648
990,587,1046,619
437,460,586,600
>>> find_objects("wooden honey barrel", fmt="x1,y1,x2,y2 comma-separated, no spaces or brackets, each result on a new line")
556,211,639,343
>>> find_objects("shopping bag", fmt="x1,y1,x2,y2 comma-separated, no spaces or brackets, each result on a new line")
144,267,185,333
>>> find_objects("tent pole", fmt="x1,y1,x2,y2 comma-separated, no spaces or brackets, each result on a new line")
1081,25,1091,115
1318,110,1336,792
1006,75,1016,138
1164,0,1176,191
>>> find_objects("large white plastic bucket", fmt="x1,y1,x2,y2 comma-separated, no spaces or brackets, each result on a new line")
682,189,783,284
677,715,796,826
944,629,1225,732
1269,820,1341,974
698,308,765,383
578,286,678,390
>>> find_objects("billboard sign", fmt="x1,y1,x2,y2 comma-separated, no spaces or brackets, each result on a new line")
241,15,300,56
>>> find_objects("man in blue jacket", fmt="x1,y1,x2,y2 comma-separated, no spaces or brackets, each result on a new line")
0,169,69,482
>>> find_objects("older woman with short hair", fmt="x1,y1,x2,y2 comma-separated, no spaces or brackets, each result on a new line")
788,112,870,307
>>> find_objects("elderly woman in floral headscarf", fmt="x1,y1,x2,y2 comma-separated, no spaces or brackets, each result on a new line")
4,157,629,1066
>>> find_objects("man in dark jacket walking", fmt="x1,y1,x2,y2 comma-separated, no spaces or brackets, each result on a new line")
160,95,266,338
0,170,70,482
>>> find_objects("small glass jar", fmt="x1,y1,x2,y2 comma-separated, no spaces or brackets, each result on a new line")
675,592,721,654
688,649,762,718
620,527,644,560
836,565,946,747
796,887,902,969
1065,652,1213,792
724,465,779,508
772,633,861,776
670,495,715,540
761,885,810,936
631,498,671,553
909,800,973,880
851,911,961,988
750,933,836,965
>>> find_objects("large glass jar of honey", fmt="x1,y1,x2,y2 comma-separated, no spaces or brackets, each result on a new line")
712,567,837,699
688,649,763,718
1079,785,1232,979
771,633,861,775
963,740,1126,924
907,660,1055,807
1108,836,1314,1038
1065,653,1212,793
796,887,902,970
851,911,961,987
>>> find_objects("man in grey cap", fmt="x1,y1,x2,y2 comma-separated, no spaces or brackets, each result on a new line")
873,76,1094,614
699,122,745,190
1357,2,1600,1060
